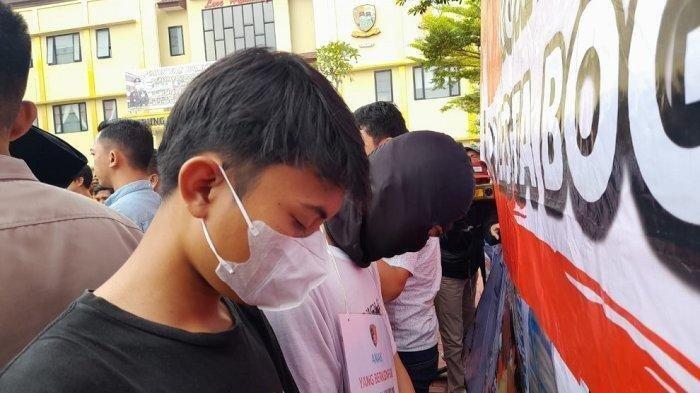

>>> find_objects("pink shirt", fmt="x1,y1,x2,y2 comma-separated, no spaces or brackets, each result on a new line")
0,155,143,366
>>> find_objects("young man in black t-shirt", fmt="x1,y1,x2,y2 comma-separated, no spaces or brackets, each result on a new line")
0,37,370,392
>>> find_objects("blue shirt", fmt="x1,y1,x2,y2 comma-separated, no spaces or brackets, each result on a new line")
105,180,161,232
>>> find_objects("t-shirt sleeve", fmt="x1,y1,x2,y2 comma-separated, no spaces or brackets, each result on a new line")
383,250,421,276
0,337,111,393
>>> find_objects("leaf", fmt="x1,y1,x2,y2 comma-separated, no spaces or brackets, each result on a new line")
404,0,480,113
315,41,360,90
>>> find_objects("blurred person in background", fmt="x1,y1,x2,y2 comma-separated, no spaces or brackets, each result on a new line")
354,101,408,155
66,165,92,198
92,119,161,231
92,184,114,203
147,149,160,193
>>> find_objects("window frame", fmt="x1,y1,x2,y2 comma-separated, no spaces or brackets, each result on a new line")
95,28,112,59
169,26,185,56
412,66,460,100
46,32,82,66
53,102,88,134
202,1,275,62
102,99,118,122
374,69,394,102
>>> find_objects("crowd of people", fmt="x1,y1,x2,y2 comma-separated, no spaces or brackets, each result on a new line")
0,4,498,393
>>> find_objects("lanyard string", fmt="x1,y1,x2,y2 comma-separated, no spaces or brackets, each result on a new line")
321,225,350,321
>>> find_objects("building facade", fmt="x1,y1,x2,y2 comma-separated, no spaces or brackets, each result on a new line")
11,0,474,162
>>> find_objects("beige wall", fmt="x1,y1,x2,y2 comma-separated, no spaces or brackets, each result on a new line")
157,9,192,66
289,0,316,53
184,0,206,62
92,23,143,95
14,0,147,151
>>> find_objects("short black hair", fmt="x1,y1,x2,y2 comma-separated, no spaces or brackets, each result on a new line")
147,149,158,174
354,101,408,144
158,48,370,205
97,119,154,172
97,118,118,132
0,3,32,128
73,165,93,189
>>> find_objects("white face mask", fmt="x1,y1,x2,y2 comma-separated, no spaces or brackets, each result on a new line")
201,165,329,311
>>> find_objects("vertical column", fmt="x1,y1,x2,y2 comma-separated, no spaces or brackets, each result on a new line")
273,0,293,52
394,65,410,127
34,35,49,129
139,0,161,68
82,28,99,139
311,0,337,46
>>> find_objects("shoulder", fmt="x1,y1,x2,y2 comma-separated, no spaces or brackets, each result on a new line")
384,250,421,273
110,189,160,215
1,336,109,393
0,311,108,392
0,180,142,234
419,237,441,263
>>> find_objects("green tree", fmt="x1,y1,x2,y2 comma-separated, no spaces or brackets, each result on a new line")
398,0,463,15
315,41,360,90
399,0,480,136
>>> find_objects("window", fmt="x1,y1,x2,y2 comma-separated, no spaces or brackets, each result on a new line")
96,28,111,59
103,99,118,122
374,70,393,102
53,103,88,133
169,26,185,56
47,33,81,65
413,66,460,100
202,1,275,61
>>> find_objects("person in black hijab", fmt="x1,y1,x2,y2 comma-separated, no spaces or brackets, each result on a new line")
326,130,474,267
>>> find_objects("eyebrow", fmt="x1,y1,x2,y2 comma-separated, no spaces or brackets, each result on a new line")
302,203,328,220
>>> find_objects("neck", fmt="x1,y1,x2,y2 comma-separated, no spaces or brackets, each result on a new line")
95,206,232,333
111,169,149,191
0,137,10,156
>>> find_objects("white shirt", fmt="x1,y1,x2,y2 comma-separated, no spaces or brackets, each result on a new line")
384,237,442,352
264,246,396,393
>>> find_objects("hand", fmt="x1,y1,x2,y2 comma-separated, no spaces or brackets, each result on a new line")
490,223,500,241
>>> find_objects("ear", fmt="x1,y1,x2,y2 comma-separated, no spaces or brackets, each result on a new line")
108,150,118,168
178,156,224,219
8,101,37,142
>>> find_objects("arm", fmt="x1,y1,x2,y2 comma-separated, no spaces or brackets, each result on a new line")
377,259,411,302
394,353,415,393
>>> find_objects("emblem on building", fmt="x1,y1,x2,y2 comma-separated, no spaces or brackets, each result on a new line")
352,4,380,38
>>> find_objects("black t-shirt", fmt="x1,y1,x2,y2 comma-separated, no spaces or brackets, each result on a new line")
440,201,498,280
0,292,294,393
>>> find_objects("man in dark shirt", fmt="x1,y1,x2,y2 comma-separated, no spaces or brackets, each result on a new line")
0,48,370,391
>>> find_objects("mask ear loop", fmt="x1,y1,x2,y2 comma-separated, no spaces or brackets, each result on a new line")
321,224,350,322
217,165,259,236
201,219,237,274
